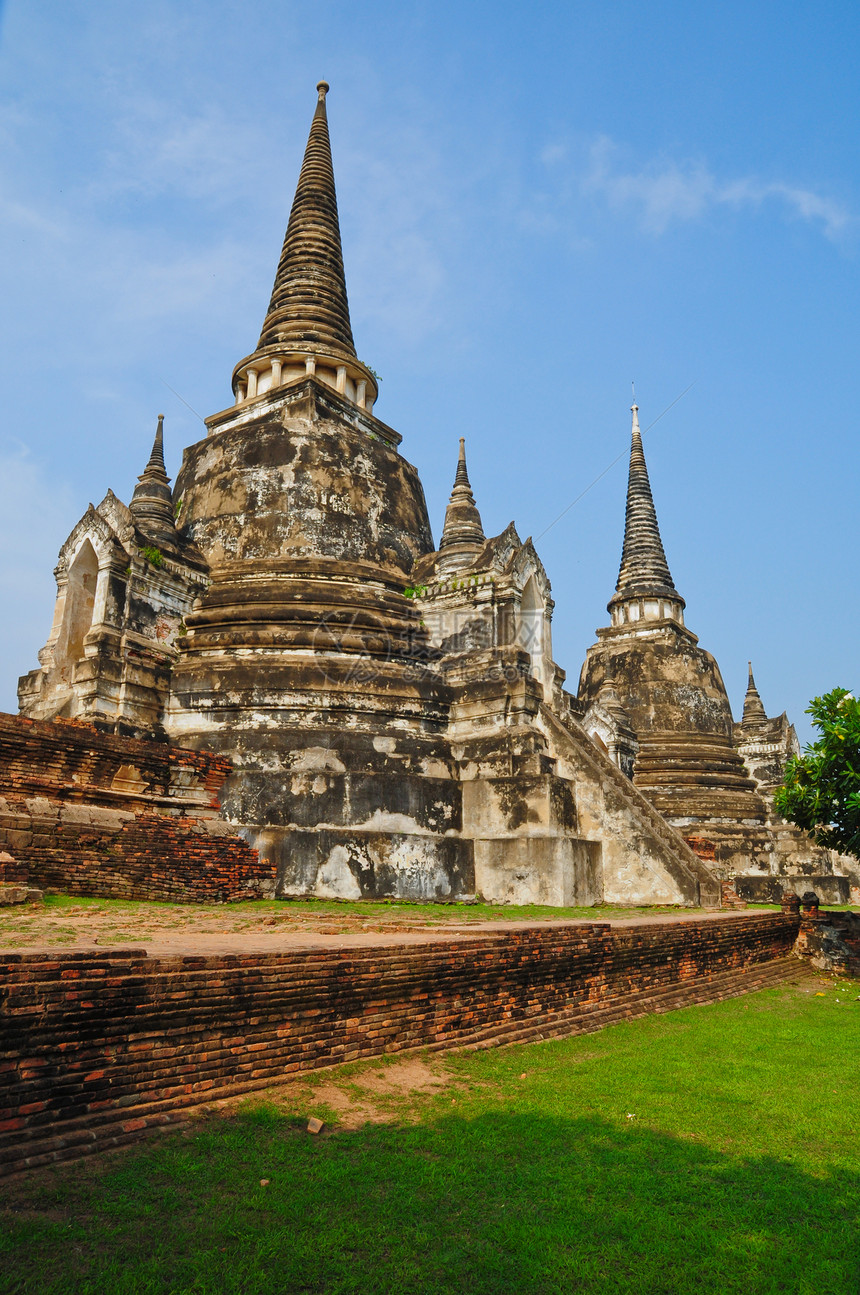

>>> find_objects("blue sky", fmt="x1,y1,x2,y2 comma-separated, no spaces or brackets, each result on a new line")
0,0,857,740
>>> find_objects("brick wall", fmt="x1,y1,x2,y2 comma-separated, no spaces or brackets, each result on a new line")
0,713,274,902
0,912,803,1175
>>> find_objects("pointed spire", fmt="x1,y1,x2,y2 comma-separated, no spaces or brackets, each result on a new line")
130,415,176,543
230,83,378,413
257,81,355,360
144,411,166,475
453,437,471,488
742,662,768,724
614,404,677,599
440,439,485,552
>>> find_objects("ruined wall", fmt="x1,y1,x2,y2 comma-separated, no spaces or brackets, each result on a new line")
18,492,208,739
732,711,849,888
794,908,860,975
0,912,802,1175
579,628,736,740
0,714,274,902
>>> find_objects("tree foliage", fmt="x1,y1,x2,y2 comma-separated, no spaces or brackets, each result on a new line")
773,687,860,860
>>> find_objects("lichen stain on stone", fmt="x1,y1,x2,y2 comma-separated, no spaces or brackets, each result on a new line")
315,846,363,900
20,80,801,908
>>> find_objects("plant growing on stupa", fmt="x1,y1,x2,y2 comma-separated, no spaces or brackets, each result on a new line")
774,687,860,859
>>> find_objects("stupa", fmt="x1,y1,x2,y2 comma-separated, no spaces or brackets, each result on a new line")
17,85,722,908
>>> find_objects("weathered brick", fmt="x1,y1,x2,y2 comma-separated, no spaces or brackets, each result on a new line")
0,913,806,1176
0,713,275,902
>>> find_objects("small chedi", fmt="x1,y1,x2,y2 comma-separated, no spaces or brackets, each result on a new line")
9,83,852,908
576,407,852,902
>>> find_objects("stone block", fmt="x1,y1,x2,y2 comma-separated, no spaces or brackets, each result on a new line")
265,827,474,902
462,774,576,837
734,874,850,905
474,835,601,906
0,885,31,906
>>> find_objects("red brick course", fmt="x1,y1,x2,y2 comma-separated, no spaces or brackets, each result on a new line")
0,912,804,1175
0,713,274,902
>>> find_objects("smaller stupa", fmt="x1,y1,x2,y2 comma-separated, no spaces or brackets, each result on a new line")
578,404,773,876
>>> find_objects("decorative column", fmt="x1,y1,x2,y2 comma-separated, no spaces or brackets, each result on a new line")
246,368,258,400
271,358,283,387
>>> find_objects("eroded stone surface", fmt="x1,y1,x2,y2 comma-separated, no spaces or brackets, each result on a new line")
9,85,750,909
576,406,851,897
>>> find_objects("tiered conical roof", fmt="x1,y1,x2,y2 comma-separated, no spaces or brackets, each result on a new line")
742,662,768,724
130,415,176,544
257,82,356,361
612,404,680,603
440,439,485,551
229,82,379,410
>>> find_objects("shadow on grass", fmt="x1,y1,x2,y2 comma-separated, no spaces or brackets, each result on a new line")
2,1108,858,1294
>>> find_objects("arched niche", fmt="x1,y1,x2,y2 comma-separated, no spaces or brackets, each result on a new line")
55,540,99,669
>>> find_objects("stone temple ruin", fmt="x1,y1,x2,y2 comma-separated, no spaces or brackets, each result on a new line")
10,83,854,909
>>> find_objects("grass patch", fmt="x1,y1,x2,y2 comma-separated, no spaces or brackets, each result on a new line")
32,894,707,921
0,894,731,950
2,978,859,1293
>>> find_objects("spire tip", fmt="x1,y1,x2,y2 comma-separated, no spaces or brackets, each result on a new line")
252,76,356,365
742,660,767,722
611,396,676,603
440,437,484,553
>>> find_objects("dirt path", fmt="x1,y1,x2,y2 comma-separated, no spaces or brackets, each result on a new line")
0,898,760,957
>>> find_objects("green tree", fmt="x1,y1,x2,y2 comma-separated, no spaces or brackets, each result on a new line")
773,687,860,860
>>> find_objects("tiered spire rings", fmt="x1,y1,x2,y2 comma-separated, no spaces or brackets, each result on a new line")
608,404,686,628
230,83,379,414
129,415,177,544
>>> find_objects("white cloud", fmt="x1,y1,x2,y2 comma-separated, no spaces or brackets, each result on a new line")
339,129,455,345
96,233,254,324
0,195,70,239
91,98,256,204
540,142,568,167
578,136,850,240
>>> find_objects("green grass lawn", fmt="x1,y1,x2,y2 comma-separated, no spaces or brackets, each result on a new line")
20,893,719,921
0,893,740,949
2,977,858,1294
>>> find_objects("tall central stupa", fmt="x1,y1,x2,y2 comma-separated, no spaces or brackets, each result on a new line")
166,83,473,898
